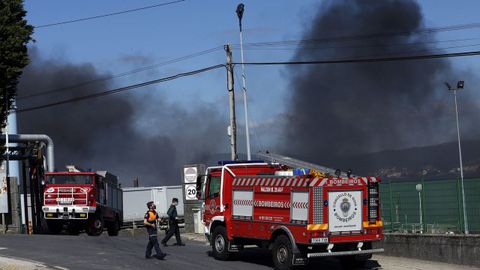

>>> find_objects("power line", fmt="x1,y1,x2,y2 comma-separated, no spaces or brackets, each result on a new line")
234,50,480,66
18,50,480,113
19,39,480,101
23,25,480,99
238,22,480,48
17,46,223,100
21,40,473,101
35,0,185,29
17,64,224,113
236,37,480,51
360,43,480,59
233,68,266,153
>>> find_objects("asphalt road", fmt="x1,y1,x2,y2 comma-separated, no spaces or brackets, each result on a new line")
0,233,477,270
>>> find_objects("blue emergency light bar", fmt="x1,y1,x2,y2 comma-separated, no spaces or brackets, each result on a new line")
218,160,265,166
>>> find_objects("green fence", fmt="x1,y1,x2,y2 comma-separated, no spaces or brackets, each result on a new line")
379,178,480,234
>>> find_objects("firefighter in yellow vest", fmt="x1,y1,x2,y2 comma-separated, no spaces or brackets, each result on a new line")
144,201,167,260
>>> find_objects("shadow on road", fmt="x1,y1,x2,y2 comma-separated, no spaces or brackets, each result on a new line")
208,248,382,270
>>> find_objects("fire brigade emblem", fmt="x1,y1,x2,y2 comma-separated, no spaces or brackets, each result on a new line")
333,192,358,223
340,198,351,217
210,200,216,214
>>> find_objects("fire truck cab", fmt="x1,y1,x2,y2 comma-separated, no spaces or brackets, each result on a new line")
197,160,383,270
42,166,123,236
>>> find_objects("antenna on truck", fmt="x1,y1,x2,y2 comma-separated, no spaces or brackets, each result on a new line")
256,151,353,178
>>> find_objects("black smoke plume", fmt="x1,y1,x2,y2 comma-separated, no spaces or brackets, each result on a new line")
17,49,228,186
282,0,480,172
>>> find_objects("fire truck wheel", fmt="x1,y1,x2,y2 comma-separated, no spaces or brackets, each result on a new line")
211,226,231,261
87,215,104,236
107,218,120,236
272,235,293,270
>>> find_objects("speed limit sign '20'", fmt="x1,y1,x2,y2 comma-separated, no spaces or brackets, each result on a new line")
185,184,197,201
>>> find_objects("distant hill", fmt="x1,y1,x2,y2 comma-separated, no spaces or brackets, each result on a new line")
335,140,480,180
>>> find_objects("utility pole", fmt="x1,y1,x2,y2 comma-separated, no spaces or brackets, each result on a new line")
225,44,238,161
236,3,251,160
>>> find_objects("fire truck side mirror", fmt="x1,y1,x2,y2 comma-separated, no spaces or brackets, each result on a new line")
196,175,204,200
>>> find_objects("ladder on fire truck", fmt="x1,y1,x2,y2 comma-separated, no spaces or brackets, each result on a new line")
257,151,352,178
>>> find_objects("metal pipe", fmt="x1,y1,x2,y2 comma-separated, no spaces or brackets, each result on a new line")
29,169,36,233
22,160,29,234
0,134,55,172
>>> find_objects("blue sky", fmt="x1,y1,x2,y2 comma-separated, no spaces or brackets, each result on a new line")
22,0,480,153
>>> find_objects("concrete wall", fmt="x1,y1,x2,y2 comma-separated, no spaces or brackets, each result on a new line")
377,233,480,267
183,202,202,233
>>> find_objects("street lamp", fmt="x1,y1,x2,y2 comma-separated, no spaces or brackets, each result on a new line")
236,3,252,160
445,80,468,235
415,183,423,233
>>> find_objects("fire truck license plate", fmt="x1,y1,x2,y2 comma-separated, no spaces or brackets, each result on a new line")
311,237,328,244
57,198,74,204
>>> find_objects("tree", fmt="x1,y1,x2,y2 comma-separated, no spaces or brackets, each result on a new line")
0,0,33,131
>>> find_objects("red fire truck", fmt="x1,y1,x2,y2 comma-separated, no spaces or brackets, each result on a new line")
42,166,123,236
197,157,383,270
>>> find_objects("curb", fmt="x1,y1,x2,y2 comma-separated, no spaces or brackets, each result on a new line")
182,233,208,243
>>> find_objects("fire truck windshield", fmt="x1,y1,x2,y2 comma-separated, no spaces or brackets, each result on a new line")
208,176,221,198
47,175,94,185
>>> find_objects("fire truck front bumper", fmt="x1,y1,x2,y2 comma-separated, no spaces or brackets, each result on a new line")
306,247,384,258
43,206,96,220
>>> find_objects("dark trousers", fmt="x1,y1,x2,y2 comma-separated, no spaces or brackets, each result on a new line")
146,235,163,257
162,221,181,244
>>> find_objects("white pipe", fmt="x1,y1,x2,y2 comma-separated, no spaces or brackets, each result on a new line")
1,134,55,172
6,106,20,183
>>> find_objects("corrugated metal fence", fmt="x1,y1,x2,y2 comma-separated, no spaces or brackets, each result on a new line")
380,178,480,234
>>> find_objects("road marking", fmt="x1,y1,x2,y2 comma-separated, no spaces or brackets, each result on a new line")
0,247,7,250
53,266,69,270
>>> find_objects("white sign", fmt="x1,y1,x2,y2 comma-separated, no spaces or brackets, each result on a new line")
328,191,362,232
0,176,9,213
185,184,197,200
184,167,198,183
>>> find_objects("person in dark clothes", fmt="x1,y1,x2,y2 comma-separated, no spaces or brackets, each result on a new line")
161,198,185,246
144,201,167,259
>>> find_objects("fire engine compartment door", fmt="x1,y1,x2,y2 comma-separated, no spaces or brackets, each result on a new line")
232,190,253,219
328,191,362,232
290,191,309,223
